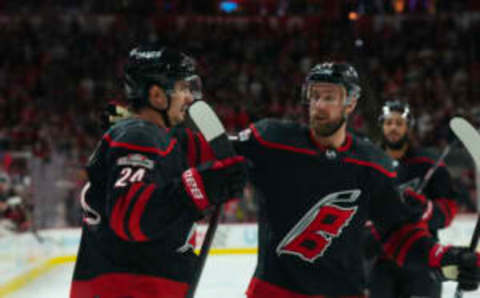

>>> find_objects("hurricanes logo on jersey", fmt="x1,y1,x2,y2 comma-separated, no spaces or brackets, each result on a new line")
276,189,361,263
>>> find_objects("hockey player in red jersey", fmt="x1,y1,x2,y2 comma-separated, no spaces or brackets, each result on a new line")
369,100,458,298
231,63,480,297
70,45,247,298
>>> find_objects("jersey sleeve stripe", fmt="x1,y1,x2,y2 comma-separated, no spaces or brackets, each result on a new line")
395,229,430,266
110,183,143,241
250,124,317,155
403,156,446,167
185,128,197,167
196,133,216,162
128,184,156,242
428,244,452,267
434,198,457,227
383,222,425,257
104,134,177,157
343,157,397,178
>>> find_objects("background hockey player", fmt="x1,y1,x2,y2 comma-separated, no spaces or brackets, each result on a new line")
0,170,29,236
369,100,458,298
231,62,480,297
70,44,247,298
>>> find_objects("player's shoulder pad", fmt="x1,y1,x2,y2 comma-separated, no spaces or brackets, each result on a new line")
348,135,397,176
249,118,308,147
103,118,175,155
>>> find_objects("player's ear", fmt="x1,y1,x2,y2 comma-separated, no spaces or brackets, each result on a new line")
148,84,168,110
345,97,358,116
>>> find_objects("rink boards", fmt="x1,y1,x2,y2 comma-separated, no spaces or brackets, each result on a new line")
0,215,478,296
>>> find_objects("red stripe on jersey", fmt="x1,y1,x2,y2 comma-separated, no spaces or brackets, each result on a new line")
395,229,430,266
196,133,216,162
383,222,425,257
428,244,452,268
308,130,353,152
403,156,446,167
250,124,317,155
246,277,366,298
343,157,397,178
103,134,177,157
110,183,143,241
128,184,156,242
435,198,457,227
70,273,189,298
185,128,197,167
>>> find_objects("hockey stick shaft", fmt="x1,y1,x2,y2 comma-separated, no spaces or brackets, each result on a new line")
415,140,457,194
186,207,222,298
455,195,480,298
186,101,236,298
450,117,480,298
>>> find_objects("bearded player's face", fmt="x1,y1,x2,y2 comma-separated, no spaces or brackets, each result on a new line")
308,83,348,137
382,112,409,148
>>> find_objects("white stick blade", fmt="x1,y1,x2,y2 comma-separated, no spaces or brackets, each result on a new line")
450,117,480,167
188,101,226,142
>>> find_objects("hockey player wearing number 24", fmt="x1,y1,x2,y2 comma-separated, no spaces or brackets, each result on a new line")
368,100,459,298
232,63,480,297
70,45,247,298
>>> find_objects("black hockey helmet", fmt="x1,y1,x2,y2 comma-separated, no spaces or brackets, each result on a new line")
378,100,415,127
302,62,361,105
124,44,202,110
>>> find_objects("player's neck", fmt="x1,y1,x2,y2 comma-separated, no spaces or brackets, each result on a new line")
137,108,167,129
312,123,347,149
386,143,409,160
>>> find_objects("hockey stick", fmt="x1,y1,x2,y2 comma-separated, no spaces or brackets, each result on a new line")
185,100,236,298
415,139,458,194
449,117,480,298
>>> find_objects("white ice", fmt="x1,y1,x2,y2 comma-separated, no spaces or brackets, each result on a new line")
6,254,480,298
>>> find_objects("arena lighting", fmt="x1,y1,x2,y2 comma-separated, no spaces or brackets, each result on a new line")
348,11,359,21
220,1,239,13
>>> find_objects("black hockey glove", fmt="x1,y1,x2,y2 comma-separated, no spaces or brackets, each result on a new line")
403,188,433,221
181,156,247,212
435,246,480,291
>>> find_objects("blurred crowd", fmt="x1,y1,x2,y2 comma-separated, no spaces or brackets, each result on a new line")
1,1,480,228
0,0,478,15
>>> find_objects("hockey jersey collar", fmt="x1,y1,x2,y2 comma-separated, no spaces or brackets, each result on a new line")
308,129,353,153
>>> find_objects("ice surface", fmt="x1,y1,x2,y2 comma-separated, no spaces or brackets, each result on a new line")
6,254,480,298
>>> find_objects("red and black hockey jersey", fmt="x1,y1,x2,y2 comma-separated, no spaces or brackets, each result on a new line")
71,118,214,298
233,119,443,297
395,148,457,233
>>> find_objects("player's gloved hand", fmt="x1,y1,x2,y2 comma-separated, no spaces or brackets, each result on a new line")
403,188,433,221
101,102,132,130
433,245,480,291
181,156,247,211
